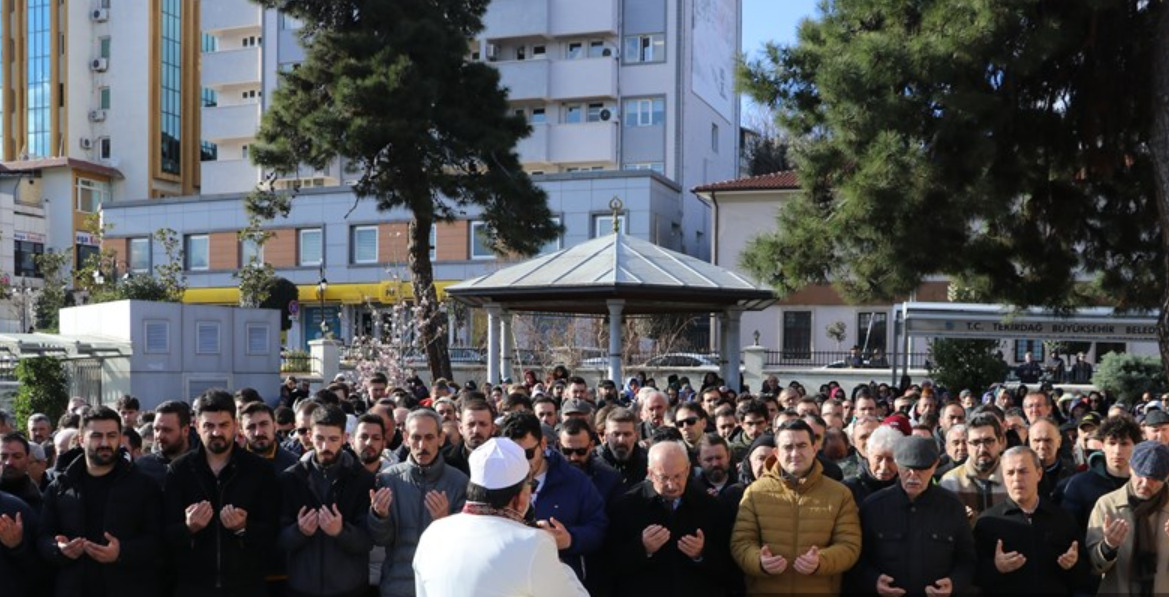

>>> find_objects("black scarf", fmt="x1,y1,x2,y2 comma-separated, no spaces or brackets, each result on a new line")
1127,483,1169,597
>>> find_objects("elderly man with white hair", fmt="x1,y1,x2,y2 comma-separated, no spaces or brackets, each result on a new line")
637,388,670,443
606,441,733,597
843,425,903,506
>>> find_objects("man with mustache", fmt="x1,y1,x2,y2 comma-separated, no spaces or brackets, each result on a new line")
241,402,298,473
940,413,1009,523
136,400,193,487
278,403,375,597
596,407,648,493
441,399,496,477
370,408,466,597
164,390,279,597
350,413,397,475
38,406,162,597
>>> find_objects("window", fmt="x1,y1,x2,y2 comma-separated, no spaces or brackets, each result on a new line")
586,103,605,123
539,217,562,254
711,123,719,152
201,141,217,162
623,162,665,174
593,214,626,237
76,245,99,270
144,320,170,354
566,42,583,60
623,97,665,127
530,108,546,124
280,14,304,30
14,240,43,277
299,228,322,266
98,137,111,160
429,226,437,261
782,311,813,359
185,235,209,270
516,46,526,61
241,144,249,159
1013,340,1044,363
470,222,494,259
240,237,262,267
201,33,218,53
563,104,582,124
201,87,217,108
76,178,110,212
856,312,887,355
159,0,183,175
588,40,606,58
532,45,546,57
196,321,221,355
624,33,665,63
246,323,270,355
99,36,111,59
351,225,378,264
99,87,110,110
27,0,52,158
128,237,151,273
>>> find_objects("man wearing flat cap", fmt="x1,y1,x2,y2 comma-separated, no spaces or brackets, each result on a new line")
1142,410,1169,446
412,437,587,596
850,435,974,596
1087,440,1169,595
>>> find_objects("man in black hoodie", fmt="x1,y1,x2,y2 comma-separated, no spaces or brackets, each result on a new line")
163,389,279,597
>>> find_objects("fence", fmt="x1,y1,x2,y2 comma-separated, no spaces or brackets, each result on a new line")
66,358,103,402
765,350,932,370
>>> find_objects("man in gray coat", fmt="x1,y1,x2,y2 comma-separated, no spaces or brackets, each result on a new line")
369,408,467,597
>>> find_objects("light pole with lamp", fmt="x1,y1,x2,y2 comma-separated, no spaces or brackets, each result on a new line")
317,263,330,339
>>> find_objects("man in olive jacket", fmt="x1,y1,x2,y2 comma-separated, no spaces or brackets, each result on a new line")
730,419,861,595
279,404,375,597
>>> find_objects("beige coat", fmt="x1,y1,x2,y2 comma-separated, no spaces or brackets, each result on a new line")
1087,484,1169,595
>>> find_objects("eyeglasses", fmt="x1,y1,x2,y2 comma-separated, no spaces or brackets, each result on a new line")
560,446,590,457
676,417,701,428
523,445,539,459
296,427,310,435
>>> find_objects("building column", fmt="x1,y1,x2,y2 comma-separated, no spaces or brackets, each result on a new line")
501,309,514,383
723,307,743,392
607,300,625,386
485,304,502,385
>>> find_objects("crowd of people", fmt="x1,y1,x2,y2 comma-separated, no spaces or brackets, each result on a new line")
0,366,1166,596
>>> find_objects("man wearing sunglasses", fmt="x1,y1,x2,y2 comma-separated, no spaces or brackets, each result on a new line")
558,419,621,505
673,403,708,467
501,412,607,592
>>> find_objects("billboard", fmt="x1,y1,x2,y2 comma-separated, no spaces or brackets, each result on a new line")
691,0,737,121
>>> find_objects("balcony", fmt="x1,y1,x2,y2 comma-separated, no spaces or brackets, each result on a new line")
495,59,550,101
549,122,617,164
202,103,260,142
483,0,549,40
203,47,261,88
517,124,550,164
550,57,617,100
202,0,262,33
201,159,260,195
549,0,617,37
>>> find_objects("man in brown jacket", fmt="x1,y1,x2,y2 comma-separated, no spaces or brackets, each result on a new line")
730,419,861,595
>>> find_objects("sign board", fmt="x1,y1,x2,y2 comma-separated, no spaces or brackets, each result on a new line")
288,300,300,316
900,303,1159,343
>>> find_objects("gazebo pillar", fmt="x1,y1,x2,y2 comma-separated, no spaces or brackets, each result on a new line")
607,299,625,385
501,309,514,382
485,304,502,385
723,306,743,392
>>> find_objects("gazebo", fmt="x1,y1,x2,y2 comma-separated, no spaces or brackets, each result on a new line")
446,200,776,390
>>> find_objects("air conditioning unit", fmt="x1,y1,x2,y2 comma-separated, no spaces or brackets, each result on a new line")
602,48,614,57
90,8,109,22
90,58,108,72
599,109,614,122
79,137,93,150
88,109,107,122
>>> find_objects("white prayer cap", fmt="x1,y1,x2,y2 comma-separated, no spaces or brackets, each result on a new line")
469,437,529,490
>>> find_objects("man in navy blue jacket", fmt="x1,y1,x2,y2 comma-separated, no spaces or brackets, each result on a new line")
501,412,608,585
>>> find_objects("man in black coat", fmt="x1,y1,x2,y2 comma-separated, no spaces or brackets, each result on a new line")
973,446,1089,595
37,406,162,597
0,488,39,597
607,440,732,597
596,407,648,493
278,403,374,597
164,390,279,597
851,435,975,596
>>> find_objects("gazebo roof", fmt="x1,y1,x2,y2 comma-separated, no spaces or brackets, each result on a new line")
446,232,776,315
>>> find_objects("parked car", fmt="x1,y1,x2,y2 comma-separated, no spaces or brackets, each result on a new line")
640,353,720,368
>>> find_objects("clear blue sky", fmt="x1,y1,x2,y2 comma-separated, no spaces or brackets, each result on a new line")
740,0,822,120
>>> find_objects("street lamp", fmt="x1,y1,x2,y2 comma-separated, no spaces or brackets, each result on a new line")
317,264,329,338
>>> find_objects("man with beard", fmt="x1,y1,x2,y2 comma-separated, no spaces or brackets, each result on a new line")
695,434,742,516
851,435,974,596
558,418,621,505
1028,418,1076,501
935,424,968,480
1088,441,1169,594
278,404,374,597
441,399,496,476
38,406,162,597
369,399,405,461
940,413,1009,523
282,400,321,457
637,390,669,443
369,408,466,597
728,400,770,465
0,484,38,597
164,390,279,597
27,413,52,443
240,402,298,472
596,407,648,493
351,413,396,474
136,400,193,487
0,433,42,511
844,425,902,506
1061,415,1140,531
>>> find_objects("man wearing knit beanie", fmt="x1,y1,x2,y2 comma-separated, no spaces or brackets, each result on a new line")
1087,440,1169,595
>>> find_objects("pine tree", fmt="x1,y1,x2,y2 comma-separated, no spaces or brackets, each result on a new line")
740,0,1169,374
250,0,560,379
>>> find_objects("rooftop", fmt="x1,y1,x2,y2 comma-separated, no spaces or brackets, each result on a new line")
692,170,799,193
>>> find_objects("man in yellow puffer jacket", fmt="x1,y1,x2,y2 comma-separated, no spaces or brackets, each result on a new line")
730,419,862,595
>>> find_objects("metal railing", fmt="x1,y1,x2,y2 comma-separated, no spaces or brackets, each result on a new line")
765,350,931,369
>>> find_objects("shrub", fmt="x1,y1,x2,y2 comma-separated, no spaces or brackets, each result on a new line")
928,338,1009,395
13,356,69,427
1092,352,1168,404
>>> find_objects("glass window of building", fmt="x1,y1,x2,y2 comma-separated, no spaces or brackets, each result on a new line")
566,42,583,60
429,225,437,261
470,222,494,259
99,87,111,110
14,240,43,278
593,214,626,237
588,40,606,58
624,33,665,64
299,228,323,266
76,179,110,212
240,237,263,266
623,97,665,127
586,103,605,123
185,235,209,270
351,226,378,264
99,36,111,59
530,108,546,124
27,0,52,158
564,104,582,124
539,217,562,254
782,312,813,359
128,237,151,273
160,0,183,175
